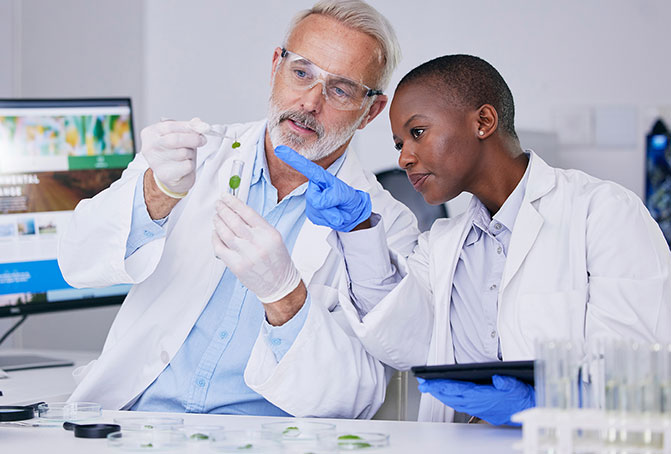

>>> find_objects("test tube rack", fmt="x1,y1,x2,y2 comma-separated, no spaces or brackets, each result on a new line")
513,407,671,454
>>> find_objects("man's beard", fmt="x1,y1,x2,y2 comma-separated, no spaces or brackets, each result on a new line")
267,94,368,162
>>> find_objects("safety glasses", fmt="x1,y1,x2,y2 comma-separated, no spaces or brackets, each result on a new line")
277,48,383,111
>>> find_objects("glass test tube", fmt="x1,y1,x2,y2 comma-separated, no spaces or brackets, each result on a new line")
228,160,244,197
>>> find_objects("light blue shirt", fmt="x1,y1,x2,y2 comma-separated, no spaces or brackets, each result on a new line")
450,157,531,364
125,126,345,415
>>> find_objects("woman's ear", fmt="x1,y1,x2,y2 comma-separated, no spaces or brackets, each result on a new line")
476,104,498,139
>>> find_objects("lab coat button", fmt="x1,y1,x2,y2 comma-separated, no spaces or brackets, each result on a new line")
160,351,169,364
496,246,502,254
490,331,496,338
489,284,497,291
196,378,206,387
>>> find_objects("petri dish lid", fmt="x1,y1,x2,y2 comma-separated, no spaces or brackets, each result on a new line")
210,429,283,453
262,420,336,440
37,402,102,422
107,429,187,451
179,424,225,443
317,432,390,451
112,416,184,431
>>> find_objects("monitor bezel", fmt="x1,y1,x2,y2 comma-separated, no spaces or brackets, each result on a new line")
0,97,136,318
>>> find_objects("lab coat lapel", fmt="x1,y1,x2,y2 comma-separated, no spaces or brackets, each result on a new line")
500,152,556,292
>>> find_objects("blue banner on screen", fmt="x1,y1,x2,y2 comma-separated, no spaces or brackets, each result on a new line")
0,260,71,294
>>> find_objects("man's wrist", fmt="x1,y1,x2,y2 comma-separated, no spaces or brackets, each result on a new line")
263,280,307,326
351,217,372,231
144,169,180,220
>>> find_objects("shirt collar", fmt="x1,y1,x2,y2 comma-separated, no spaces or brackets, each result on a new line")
252,122,349,195
492,151,531,232
466,151,531,244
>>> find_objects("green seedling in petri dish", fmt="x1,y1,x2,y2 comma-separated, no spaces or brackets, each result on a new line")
141,443,153,448
144,425,154,429
338,435,371,449
190,433,209,440
237,443,253,450
283,426,300,436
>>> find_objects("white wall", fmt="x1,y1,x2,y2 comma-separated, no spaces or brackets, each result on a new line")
2,0,144,351
3,0,670,351
142,0,671,198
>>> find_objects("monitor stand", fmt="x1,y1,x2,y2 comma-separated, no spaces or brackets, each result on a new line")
0,353,73,371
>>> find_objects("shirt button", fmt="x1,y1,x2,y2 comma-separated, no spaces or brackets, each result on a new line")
497,246,502,254
494,223,502,230
196,378,206,387
160,351,170,364
490,331,497,338
219,331,228,339
270,338,282,346
143,230,154,237
489,284,497,291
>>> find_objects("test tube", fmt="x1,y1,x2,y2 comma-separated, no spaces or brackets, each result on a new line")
228,160,244,197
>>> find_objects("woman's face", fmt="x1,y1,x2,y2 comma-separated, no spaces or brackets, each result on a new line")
389,82,483,205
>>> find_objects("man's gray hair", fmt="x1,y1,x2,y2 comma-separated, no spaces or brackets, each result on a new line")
283,0,401,92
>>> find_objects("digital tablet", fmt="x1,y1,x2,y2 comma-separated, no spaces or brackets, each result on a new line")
411,360,534,385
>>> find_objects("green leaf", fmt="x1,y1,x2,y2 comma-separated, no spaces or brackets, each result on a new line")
190,433,209,440
229,175,241,190
232,141,241,149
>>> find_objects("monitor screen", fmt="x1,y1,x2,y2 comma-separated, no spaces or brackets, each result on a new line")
0,98,135,317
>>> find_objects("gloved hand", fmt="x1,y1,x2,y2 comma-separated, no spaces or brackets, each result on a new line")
212,193,302,303
417,375,535,426
274,145,372,232
141,117,210,198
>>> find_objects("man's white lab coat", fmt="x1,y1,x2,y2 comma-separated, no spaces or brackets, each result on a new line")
340,151,671,422
58,120,419,418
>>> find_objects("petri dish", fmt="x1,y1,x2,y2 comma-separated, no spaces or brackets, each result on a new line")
36,402,102,422
179,424,225,443
317,432,390,451
262,420,336,441
112,416,184,431
210,429,284,453
107,429,187,452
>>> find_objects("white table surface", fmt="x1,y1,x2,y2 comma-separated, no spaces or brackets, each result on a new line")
0,409,522,453
0,349,522,453
0,349,97,406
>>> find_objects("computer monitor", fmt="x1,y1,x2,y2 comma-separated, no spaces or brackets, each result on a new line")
0,98,135,368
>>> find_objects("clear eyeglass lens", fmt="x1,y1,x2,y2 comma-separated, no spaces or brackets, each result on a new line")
280,53,369,111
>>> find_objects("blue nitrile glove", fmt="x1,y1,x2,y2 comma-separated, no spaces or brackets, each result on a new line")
417,375,535,426
274,145,372,232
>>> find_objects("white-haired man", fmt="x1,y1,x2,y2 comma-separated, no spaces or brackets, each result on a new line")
59,1,418,418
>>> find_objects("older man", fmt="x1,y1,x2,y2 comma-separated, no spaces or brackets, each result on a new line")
58,0,418,418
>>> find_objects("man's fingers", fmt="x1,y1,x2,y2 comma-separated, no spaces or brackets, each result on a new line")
215,200,254,240
157,132,206,149
274,145,333,188
220,193,267,229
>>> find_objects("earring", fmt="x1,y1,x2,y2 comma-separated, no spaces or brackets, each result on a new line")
478,130,485,136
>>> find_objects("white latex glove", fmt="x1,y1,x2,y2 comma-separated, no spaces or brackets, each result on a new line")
141,117,210,197
212,193,302,303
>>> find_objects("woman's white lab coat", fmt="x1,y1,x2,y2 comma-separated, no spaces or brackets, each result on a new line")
340,151,671,422
58,120,419,418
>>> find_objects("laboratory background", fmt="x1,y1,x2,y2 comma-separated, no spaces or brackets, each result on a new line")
0,0,670,418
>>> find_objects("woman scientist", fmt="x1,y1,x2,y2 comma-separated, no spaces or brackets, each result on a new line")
272,54,671,423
